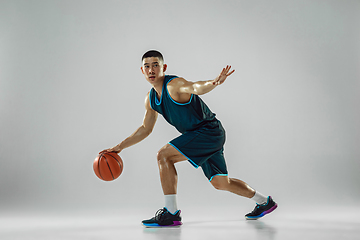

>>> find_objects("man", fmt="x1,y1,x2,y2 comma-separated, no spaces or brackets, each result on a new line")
102,50,277,227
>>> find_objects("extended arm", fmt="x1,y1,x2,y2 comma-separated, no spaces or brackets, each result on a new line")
178,65,235,95
101,93,158,153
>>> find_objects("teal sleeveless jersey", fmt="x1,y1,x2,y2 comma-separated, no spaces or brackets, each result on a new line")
149,75,217,133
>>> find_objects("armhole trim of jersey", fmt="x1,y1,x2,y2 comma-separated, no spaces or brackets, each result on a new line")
166,77,193,106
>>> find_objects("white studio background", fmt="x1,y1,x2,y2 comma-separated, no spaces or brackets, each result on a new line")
0,0,359,213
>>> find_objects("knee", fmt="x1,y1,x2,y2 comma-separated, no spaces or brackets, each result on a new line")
157,147,171,165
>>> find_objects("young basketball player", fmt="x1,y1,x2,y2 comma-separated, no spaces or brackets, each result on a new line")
101,50,277,227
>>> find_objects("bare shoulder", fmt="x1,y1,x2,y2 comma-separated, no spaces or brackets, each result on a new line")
167,77,193,102
168,77,187,86
167,77,192,92
144,91,152,110
145,91,150,101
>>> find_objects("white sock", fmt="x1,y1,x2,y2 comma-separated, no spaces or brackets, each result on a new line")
164,194,178,214
251,191,268,205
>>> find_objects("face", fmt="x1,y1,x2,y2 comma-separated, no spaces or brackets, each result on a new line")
141,57,167,84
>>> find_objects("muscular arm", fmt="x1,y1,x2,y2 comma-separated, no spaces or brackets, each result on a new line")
176,65,235,96
103,92,158,153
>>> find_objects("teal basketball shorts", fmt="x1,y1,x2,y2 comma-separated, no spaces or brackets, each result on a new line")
169,120,228,181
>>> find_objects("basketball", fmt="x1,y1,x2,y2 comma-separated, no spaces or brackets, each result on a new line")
93,152,123,181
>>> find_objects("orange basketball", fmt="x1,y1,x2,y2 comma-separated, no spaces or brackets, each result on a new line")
93,152,123,181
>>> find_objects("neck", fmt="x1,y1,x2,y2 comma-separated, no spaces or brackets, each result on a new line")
152,76,165,96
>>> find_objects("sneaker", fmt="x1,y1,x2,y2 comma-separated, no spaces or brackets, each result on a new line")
245,196,278,220
142,207,182,227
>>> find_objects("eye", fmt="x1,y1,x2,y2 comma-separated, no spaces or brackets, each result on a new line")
154,64,158,67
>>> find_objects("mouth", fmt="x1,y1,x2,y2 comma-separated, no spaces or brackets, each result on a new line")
149,76,155,80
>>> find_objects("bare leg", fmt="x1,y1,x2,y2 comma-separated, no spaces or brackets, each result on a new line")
157,144,187,195
157,144,255,198
210,175,256,198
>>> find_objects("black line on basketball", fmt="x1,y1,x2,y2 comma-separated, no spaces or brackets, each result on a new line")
107,153,122,171
104,154,115,180
98,153,104,180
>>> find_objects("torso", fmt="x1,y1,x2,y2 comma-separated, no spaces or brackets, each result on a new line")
154,78,191,104
149,75,217,133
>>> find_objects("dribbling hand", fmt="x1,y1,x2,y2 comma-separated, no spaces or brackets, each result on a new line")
99,145,122,154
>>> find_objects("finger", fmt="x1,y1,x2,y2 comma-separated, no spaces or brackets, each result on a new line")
99,148,113,154
223,65,232,75
227,69,235,76
220,68,226,76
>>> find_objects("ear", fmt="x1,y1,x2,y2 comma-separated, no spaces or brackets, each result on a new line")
140,66,144,74
163,64,167,72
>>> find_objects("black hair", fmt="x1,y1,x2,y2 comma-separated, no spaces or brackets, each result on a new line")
142,50,164,62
